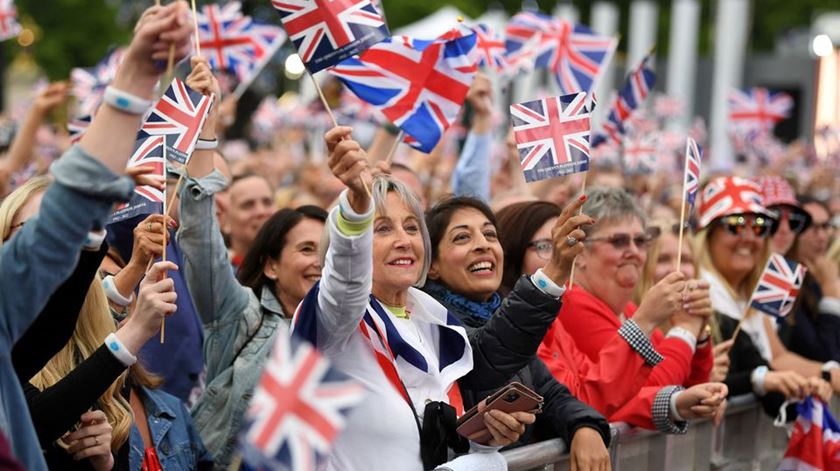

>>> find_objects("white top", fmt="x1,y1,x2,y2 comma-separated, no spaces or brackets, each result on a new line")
294,200,474,471
701,269,774,361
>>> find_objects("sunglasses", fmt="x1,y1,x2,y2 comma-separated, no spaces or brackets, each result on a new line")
527,238,553,261
587,233,652,251
770,206,811,234
716,215,775,238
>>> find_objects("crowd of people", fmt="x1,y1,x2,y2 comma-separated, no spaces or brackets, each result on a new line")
2,2,840,470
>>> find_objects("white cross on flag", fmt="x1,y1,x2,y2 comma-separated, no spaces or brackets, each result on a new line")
510,91,592,182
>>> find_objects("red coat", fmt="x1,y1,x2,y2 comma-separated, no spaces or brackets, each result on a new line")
557,286,713,388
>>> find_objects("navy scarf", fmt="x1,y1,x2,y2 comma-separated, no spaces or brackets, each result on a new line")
422,281,501,322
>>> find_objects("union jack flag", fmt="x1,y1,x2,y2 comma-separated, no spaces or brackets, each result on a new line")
683,137,702,208
330,31,479,153
504,11,617,95
653,94,685,120
68,114,92,145
239,329,364,471
510,91,591,182
197,2,287,83
592,52,656,148
749,253,806,318
728,87,793,135
0,0,21,42
622,134,657,175
70,48,125,116
139,79,214,165
272,0,389,73
108,135,166,225
778,397,840,471
473,24,507,72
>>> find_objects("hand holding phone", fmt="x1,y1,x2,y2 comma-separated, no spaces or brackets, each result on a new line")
456,382,543,442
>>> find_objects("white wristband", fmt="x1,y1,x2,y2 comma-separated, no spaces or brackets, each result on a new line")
102,275,134,307
195,138,219,150
531,269,566,298
83,229,107,251
822,361,840,372
667,326,697,353
105,333,137,367
751,365,769,396
819,298,840,317
103,86,153,115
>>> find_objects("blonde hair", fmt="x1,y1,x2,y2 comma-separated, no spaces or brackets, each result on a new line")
693,225,770,342
30,278,133,451
3,177,133,450
634,219,697,305
0,176,51,247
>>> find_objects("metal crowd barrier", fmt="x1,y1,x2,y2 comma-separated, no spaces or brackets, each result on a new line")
501,394,837,471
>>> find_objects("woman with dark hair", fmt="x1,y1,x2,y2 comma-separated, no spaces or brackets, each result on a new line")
423,195,612,468
496,201,562,295
176,58,328,468
783,195,840,362
237,205,327,317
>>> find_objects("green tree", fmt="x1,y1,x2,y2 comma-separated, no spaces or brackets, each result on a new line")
11,0,131,80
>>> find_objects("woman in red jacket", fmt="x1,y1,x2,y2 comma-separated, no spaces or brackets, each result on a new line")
496,200,727,433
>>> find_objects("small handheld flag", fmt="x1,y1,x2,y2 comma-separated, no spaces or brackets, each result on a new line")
510,92,591,182
108,136,166,225
592,51,656,148
0,0,21,42
749,253,807,319
675,137,702,270
728,87,792,136
272,0,389,73
777,396,840,471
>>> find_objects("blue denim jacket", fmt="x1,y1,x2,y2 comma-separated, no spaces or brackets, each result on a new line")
0,146,133,470
177,171,288,470
128,387,213,470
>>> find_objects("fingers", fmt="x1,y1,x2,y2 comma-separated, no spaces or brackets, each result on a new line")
145,261,179,281
558,194,588,225
713,399,727,426
713,339,735,356
483,410,522,446
79,410,107,424
325,126,353,153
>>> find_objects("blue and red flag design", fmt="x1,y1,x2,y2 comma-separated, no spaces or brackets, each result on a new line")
197,2,286,83
474,24,507,72
749,253,807,319
504,11,616,95
622,135,657,175
68,114,92,145
684,137,702,208
777,396,840,471
330,31,479,153
239,325,364,471
108,135,165,225
70,48,126,116
139,78,214,165
0,0,21,42
510,91,591,182
272,0,389,73
728,87,793,135
592,51,656,148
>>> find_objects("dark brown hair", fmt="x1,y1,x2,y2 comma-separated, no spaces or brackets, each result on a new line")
496,201,561,295
425,196,498,264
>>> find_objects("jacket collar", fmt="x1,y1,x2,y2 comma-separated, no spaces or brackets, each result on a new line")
260,284,286,318
142,388,177,421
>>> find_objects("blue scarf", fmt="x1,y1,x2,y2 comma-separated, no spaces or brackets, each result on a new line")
423,281,502,322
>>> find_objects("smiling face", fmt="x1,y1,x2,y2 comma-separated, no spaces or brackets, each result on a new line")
371,192,425,302
227,176,275,253
265,217,324,314
429,207,504,302
653,231,695,283
708,217,766,288
577,217,647,304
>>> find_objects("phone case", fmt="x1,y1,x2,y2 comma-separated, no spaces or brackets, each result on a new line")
455,382,544,440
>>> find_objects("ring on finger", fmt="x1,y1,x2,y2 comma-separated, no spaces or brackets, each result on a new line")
94,435,100,446
566,235,577,247
146,222,153,231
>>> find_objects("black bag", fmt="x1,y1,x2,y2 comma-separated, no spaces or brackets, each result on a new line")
419,401,469,470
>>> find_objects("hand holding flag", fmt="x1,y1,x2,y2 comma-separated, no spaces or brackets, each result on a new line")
675,137,702,270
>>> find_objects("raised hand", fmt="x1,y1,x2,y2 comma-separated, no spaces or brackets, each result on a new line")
125,165,166,191
634,272,687,335
114,261,178,354
541,194,596,287
325,126,371,214
33,82,70,115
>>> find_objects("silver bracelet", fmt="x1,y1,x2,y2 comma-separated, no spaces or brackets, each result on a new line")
103,86,153,115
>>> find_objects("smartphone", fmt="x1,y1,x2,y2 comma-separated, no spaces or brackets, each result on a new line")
455,382,544,440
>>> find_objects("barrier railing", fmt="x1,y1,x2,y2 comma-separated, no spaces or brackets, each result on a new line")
502,394,807,471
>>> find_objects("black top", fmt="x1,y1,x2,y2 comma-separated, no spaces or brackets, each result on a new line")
13,244,108,382
779,274,840,362
426,275,611,448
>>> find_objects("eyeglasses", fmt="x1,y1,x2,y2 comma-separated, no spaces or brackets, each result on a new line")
770,206,811,234
809,221,833,233
586,233,652,251
716,215,774,238
527,238,553,260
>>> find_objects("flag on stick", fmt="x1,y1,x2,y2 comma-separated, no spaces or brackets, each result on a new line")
749,253,806,319
592,51,656,148
728,87,792,135
108,136,166,225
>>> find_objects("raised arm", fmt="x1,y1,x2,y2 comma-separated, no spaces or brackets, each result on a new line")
451,73,493,202
310,127,374,348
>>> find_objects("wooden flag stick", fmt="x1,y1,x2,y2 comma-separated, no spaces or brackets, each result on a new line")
309,71,371,197
567,173,589,289
675,157,690,271
191,0,201,57
384,130,404,167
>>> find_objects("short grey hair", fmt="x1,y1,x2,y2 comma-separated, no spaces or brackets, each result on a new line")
581,186,647,237
371,175,432,287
